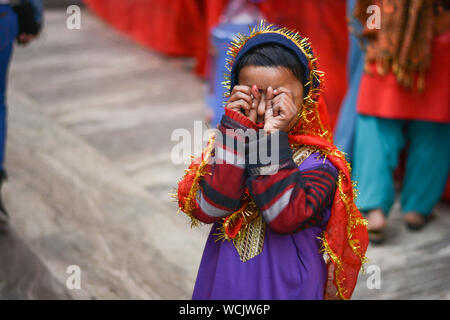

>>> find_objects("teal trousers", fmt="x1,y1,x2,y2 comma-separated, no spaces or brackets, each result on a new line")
353,115,450,216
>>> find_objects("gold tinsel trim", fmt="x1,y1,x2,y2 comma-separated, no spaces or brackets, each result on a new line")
336,173,369,266
175,133,216,227
214,194,259,242
319,233,347,300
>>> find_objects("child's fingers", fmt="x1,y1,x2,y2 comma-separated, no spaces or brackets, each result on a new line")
228,91,253,106
264,95,274,118
273,87,294,101
260,86,274,121
264,101,274,121
226,99,252,115
272,95,297,118
251,85,260,107
265,86,274,101
248,106,257,123
273,92,296,109
251,85,259,97
231,85,252,97
272,100,281,117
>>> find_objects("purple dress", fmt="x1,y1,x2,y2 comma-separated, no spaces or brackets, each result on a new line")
192,153,335,300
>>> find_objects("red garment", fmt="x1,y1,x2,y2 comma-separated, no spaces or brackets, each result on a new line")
194,0,229,76
444,181,450,202
83,0,204,56
357,31,450,123
259,0,349,129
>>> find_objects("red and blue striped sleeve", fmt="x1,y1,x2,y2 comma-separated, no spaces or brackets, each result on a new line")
246,133,338,234
179,108,258,223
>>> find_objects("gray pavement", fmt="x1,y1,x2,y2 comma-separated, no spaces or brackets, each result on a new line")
2,9,450,299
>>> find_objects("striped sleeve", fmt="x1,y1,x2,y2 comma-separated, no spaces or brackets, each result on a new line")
178,108,258,224
246,134,338,234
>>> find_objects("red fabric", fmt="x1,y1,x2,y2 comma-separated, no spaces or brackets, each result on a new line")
288,134,369,300
259,0,349,130
195,0,230,76
225,107,260,129
444,181,450,202
83,0,204,56
357,31,450,123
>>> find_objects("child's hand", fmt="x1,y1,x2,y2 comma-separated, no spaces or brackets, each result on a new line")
263,87,298,133
226,85,255,120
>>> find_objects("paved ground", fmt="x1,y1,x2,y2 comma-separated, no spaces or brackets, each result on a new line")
2,9,449,299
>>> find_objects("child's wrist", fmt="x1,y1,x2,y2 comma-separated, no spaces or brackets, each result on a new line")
246,131,294,175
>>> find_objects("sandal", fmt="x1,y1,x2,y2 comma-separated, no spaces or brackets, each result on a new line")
364,209,387,244
404,212,432,231
368,229,386,244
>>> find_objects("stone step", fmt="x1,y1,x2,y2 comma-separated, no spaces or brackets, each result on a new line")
4,89,209,299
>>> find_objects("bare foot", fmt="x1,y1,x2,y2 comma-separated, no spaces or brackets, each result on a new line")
366,209,387,243
403,211,429,230
367,209,387,231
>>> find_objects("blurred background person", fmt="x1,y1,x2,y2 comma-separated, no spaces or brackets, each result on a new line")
351,0,450,243
0,0,43,227
334,0,365,161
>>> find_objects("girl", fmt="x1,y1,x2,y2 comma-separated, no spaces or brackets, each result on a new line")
176,22,368,300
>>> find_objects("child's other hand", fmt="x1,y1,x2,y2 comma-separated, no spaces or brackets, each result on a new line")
263,87,298,134
226,85,254,120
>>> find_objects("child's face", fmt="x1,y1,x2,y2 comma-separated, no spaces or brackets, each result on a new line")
238,66,304,125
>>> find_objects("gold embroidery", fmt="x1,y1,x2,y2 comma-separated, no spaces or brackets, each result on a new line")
233,215,266,262
293,145,316,166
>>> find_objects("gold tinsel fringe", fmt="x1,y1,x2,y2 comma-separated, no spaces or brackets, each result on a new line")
319,233,347,300
175,133,216,228
214,195,259,242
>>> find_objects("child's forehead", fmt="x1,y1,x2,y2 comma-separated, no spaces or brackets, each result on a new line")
238,65,301,89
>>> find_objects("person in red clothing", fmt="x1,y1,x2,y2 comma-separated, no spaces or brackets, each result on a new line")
176,22,368,300
352,0,450,243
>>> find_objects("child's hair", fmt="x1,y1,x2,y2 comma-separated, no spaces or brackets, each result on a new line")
234,43,305,85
